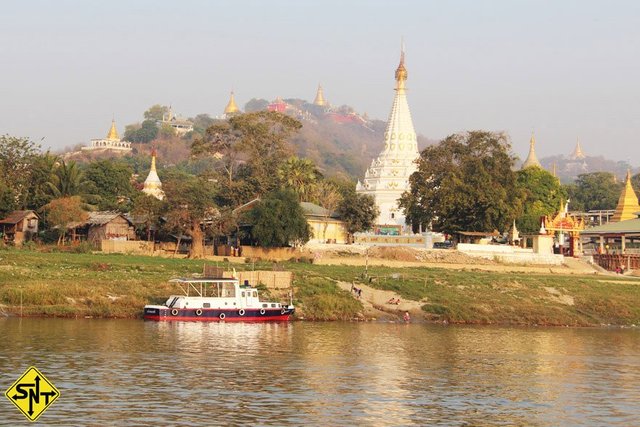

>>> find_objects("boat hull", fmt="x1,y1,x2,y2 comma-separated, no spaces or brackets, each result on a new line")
143,306,294,322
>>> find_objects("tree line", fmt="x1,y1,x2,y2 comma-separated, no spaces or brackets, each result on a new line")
0,111,378,257
400,131,636,235
2,123,635,255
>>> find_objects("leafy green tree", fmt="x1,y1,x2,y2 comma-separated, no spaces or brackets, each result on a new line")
123,120,158,143
0,164,16,218
0,135,40,208
246,189,310,247
132,193,165,241
515,167,567,233
400,131,523,234
48,160,90,198
158,122,176,139
192,111,302,204
337,191,378,241
84,160,135,211
144,104,169,121
564,172,623,212
25,152,58,210
277,156,319,201
163,175,218,258
191,114,217,135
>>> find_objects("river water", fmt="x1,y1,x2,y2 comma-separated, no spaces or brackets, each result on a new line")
0,319,638,426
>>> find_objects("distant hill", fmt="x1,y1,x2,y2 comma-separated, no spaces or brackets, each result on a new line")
62,97,434,180
539,155,638,183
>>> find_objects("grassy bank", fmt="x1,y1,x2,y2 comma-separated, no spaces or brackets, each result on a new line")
1,248,639,325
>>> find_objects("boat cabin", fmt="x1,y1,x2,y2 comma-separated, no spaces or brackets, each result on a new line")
163,278,283,310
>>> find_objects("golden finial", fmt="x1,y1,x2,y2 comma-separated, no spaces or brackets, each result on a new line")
106,119,119,140
224,91,239,115
313,84,326,106
150,148,157,172
395,41,407,91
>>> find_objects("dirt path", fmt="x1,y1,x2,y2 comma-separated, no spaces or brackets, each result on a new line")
336,281,425,320
318,255,602,276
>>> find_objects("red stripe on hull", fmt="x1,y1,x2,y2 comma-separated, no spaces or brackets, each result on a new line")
143,314,291,322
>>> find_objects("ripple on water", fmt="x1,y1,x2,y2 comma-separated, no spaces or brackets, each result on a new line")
0,319,639,426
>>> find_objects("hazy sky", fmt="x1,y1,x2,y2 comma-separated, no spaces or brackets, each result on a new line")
1,0,639,164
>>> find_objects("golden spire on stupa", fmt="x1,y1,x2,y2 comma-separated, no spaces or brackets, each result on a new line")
106,119,120,140
521,133,542,169
313,84,326,106
224,91,239,115
570,138,586,160
395,41,408,92
611,170,640,222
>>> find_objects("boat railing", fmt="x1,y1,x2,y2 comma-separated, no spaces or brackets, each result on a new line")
168,277,239,297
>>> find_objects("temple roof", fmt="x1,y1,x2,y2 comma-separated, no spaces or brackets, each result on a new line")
313,85,326,106
106,119,120,140
224,91,239,115
521,134,542,169
611,171,640,222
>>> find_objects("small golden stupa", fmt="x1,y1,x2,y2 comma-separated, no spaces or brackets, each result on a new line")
611,170,640,222
313,84,326,106
224,91,240,115
521,133,542,169
106,119,120,140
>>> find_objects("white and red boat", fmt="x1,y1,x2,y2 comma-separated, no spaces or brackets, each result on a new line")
143,277,295,322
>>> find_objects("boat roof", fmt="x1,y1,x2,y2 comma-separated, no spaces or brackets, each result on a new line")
169,277,239,284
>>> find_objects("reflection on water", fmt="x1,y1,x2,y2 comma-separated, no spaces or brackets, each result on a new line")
1,319,639,425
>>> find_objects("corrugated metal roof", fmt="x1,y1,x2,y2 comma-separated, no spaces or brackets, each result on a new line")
582,217,640,235
68,211,132,228
300,202,340,219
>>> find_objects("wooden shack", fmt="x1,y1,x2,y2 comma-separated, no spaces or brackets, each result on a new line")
0,210,39,245
70,212,135,246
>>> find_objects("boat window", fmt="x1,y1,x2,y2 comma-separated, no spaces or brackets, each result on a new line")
262,303,268,308
203,303,210,308
241,291,245,298
252,291,257,298
271,303,276,308
222,282,236,298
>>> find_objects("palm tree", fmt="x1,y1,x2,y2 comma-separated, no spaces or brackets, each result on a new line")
47,160,88,198
277,156,319,201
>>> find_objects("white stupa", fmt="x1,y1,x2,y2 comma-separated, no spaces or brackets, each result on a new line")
356,47,420,230
142,149,165,200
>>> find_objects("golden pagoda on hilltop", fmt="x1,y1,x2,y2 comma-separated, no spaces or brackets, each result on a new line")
521,133,542,169
142,149,165,200
570,139,586,160
313,84,327,106
82,119,131,152
611,170,640,222
107,119,120,140
224,91,240,117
